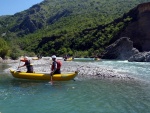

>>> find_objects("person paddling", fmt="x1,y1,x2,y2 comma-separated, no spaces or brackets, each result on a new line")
18,56,33,73
50,55,62,84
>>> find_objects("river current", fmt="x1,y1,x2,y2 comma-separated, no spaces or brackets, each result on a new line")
0,59,150,113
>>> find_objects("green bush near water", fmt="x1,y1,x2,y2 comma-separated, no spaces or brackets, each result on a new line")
0,38,9,59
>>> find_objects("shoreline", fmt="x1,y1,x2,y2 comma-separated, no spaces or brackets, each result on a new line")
4,57,135,81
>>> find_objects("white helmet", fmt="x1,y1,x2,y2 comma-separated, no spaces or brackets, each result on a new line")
51,55,56,59
24,56,28,59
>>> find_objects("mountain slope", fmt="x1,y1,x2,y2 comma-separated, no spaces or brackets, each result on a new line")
1,0,150,57
1,0,149,37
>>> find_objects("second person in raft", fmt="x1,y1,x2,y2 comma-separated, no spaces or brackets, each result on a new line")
50,55,62,84
50,55,62,74
18,56,34,73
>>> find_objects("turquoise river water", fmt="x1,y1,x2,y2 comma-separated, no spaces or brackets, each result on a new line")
0,60,150,113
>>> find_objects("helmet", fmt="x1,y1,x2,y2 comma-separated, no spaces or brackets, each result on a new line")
51,55,56,59
24,56,28,59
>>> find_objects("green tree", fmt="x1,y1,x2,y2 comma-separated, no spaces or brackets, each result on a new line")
0,38,9,59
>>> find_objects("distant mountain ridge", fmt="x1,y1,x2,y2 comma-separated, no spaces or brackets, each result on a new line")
1,0,150,57
1,0,149,37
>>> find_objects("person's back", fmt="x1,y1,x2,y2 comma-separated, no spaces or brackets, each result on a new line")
51,55,62,74
19,56,33,73
51,59,62,74
50,55,62,84
25,59,33,73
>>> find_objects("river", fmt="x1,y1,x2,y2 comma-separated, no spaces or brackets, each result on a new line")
0,59,150,113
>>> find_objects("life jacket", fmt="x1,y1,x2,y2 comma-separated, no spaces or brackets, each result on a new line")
25,60,31,66
20,58,33,73
20,58,32,65
25,60,34,73
51,60,62,71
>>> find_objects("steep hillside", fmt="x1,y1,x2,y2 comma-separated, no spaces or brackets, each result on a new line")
1,0,150,57
115,2,150,52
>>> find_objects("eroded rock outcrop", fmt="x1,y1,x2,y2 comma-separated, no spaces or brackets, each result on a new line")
114,2,150,52
101,37,139,60
101,2,150,62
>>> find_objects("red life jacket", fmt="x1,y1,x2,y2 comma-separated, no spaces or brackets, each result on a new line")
51,60,62,71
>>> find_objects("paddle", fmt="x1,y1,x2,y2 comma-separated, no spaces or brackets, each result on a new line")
17,60,20,69
49,55,57,85
50,73,53,85
17,59,21,72
49,59,53,85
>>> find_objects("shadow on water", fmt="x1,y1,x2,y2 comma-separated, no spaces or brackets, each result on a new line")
9,79,46,87
8,76,76,89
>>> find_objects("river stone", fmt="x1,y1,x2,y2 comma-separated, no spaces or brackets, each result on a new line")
128,51,150,62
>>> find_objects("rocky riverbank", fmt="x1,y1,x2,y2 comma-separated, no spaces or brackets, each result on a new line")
4,57,135,81
5,58,133,80
101,37,150,62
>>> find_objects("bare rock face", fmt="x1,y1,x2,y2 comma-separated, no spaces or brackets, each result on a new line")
119,2,150,52
102,2,150,62
101,37,139,60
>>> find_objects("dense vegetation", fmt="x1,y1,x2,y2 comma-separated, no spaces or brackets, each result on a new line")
0,0,150,59
0,38,9,59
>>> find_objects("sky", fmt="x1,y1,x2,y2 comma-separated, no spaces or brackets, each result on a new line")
0,0,44,16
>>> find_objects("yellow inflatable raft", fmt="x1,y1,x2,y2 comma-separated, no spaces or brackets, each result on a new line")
64,57,73,61
32,57,39,60
10,69,78,81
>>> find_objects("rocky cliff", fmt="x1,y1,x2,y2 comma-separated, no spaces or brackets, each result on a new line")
101,37,139,60
101,2,150,61
112,2,150,52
